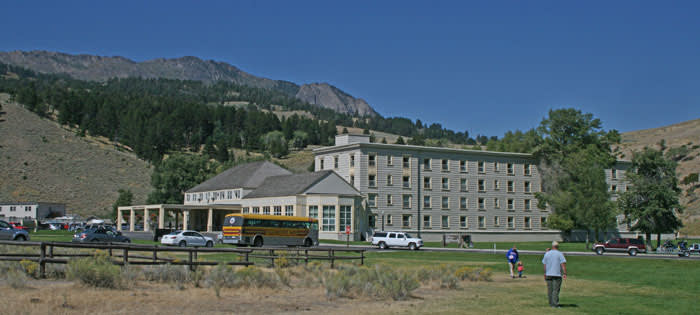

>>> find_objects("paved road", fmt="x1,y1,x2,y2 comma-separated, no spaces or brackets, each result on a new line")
322,243,700,260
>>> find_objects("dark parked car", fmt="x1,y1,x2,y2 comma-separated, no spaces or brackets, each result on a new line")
593,237,647,256
72,226,130,243
0,219,30,241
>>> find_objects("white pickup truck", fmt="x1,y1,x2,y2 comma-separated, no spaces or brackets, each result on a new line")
371,231,423,250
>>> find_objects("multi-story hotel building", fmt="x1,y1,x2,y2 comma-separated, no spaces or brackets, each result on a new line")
314,134,630,241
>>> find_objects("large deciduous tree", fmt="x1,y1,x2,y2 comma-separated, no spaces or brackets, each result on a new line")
534,108,620,247
111,188,134,221
618,147,683,249
147,154,218,204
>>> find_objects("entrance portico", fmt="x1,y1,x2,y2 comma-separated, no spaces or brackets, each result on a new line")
117,204,241,232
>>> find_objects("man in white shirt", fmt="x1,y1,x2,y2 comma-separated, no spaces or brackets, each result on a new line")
542,241,567,308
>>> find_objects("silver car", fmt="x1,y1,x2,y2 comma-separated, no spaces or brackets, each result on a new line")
160,230,214,247
0,219,30,241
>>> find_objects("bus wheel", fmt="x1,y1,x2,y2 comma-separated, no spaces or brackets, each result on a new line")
253,237,264,247
304,238,313,247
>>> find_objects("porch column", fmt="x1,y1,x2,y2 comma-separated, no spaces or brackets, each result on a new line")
158,206,165,229
144,208,150,232
129,209,135,232
117,208,123,231
207,208,213,232
183,210,190,230
335,200,341,234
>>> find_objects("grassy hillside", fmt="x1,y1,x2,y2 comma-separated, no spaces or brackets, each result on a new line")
0,93,152,218
617,118,700,236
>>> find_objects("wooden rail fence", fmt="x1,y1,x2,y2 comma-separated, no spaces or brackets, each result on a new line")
0,241,365,278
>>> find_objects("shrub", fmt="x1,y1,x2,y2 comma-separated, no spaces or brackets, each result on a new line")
275,267,291,287
6,269,29,289
19,259,39,278
66,252,122,289
120,265,141,288
143,264,190,288
207,264,235,297
234,266,279,288
321,264,419,301
455,266,493,282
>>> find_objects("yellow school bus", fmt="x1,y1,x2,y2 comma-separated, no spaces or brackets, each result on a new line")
222,214,318,247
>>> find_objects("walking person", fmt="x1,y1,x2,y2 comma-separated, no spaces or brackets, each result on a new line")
506,245,519,278
542,241,567,308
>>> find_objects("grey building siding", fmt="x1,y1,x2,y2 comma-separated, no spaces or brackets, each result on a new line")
314,139,631,239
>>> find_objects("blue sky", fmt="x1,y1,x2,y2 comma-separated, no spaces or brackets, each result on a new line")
1,1,699,137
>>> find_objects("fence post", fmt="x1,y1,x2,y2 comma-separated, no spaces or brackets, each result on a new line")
123,247,129,265
329,249,334,269
269,249,275,268
39,242,46,278
48,244,54,258
442,234,446,247
152,245,157,263
245,251,249,267
304,249,309,265
108,242,113,257
188,250,194,271
361,250,364,266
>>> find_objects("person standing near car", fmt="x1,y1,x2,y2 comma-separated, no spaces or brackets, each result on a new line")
506,245,519,278
542,241,567,308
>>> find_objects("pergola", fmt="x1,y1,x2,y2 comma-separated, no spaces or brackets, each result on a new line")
116,204,241,232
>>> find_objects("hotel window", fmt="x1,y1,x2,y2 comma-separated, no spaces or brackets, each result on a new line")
242,207,249,214
442,177,449,190
285,205,294,216
460,216,468,228
478,161,485,173
369,215,376,229
368,194,377,207
478,179,486,192
320,159,324,169
460,178,468,191
441,196,449,209
507,163,514,175
507,199,514,210
340,206,352,231
387,155,393,166
612,169,617,179
308,206,318,218
494,162,500,172
423,196,431,208
322,205,336,231
274,206,282,216
252,207,260,214
424,177,431,189
524,199,531,211
227,191,232,199
387,174,393,186
478,216,485,229
442,159,449,171
494,180,500,190
369,175,377,188
386,214,393,225
524,216,531,229
369,154,376,167
423,158,431,171
350,175,355,186
186,194,190,202
460,160,467,172
402,214,412,227
540,216,547,229
507,216,514,229
507,181,514,192
403,156,411,169
441,215,449,228
423,215,431,228
524,181,531,193
387,194,393,206
524,164,531,176
334,156,339,169
478,198,485,210
460,197,468,210
494,198,501,209
403,195,412,208
403,176,411,188
494,216,500,227
611,185,617,192
263,206,271,215
350,155,355,167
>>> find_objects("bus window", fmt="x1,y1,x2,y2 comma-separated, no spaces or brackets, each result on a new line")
311,222,318,231
224,216,244,227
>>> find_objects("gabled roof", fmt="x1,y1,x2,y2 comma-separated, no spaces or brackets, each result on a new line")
186,161,292,193
243,170,359,199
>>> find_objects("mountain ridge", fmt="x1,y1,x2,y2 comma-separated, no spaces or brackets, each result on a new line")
0,50,377,116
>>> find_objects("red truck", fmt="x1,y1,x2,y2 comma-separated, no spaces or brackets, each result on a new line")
593,238,647,256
